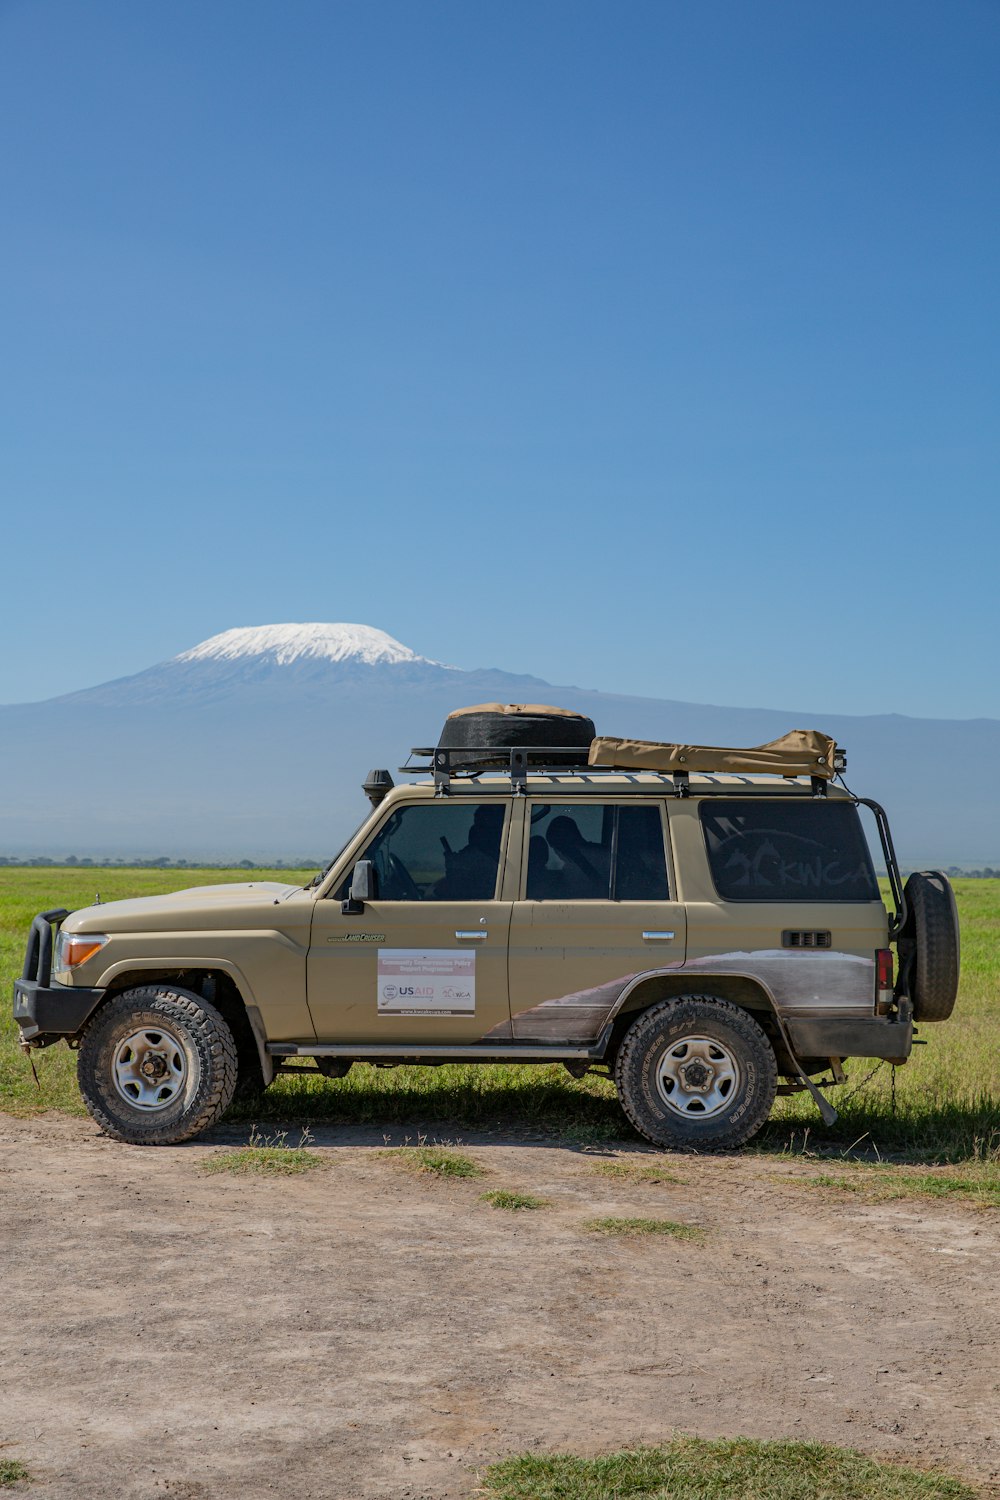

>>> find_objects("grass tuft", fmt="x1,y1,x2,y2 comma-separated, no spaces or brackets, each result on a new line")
0,1460,29,1488
582,1216,703,1240
479,1437,977,1499
591,1159,681,1185
201,1126,321,1175
480,1190,548,1211
380,1146,484,1179
786,1160,1000,1209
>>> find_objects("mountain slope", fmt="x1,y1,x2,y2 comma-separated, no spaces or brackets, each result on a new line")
2,624,997,863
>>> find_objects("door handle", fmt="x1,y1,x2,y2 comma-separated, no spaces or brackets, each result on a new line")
455,930,487,941
642,931,675,941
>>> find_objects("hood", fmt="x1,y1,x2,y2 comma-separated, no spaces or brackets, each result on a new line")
63,881,306,934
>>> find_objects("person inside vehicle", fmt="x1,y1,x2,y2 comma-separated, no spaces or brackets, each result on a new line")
526,833,559,899
546,814,611,898
435,805,504,899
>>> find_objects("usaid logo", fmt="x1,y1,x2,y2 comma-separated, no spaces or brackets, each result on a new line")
382,984,398,1001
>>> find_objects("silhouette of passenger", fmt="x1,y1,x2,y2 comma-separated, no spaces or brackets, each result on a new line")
526,834,555,898
547,815,611,898
437,805,504,899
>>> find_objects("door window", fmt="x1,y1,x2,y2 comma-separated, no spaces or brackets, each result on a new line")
340,802,506,901
526,804,669,900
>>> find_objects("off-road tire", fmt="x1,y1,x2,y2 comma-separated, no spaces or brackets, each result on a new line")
438,704,595,768
614,995,777,1151
901,871,960,1023
77,985,238,1145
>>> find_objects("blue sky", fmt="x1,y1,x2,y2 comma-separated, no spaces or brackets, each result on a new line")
2,0,997,718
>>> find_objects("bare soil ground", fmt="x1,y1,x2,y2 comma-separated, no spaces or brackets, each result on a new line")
2,1114,999,1500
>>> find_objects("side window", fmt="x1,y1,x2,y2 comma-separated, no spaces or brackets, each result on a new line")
615,805,671,900
700,799,879,902
526,804,668,900
338,803,505,902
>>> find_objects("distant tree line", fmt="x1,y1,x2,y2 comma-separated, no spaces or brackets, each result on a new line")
0,855,321,870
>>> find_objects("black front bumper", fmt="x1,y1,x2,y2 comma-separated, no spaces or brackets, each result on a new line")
13,907,104,1045
13,978,105,1044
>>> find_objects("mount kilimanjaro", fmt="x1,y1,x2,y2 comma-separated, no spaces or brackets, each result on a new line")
2,622,997,864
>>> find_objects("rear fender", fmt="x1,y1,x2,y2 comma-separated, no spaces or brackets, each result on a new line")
605,969,796,1072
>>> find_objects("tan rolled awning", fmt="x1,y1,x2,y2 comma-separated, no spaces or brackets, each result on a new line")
588,729,840,779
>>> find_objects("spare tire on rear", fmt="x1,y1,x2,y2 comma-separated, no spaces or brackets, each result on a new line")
899,870,960,1022
438,702,596,769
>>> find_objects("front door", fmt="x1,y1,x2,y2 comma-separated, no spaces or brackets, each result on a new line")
308,798,514,1044
507,799,688,1043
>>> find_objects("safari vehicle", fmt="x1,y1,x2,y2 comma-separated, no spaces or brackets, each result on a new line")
13,704,960,1149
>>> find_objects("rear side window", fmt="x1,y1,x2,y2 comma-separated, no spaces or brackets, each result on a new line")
700,799,878,902
526,803,669,900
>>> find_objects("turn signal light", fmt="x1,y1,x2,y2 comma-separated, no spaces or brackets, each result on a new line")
60,935,108,969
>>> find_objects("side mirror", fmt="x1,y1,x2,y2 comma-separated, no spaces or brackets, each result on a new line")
342,859,375,914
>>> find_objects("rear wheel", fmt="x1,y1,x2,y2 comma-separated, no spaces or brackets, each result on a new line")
614,996,777,1151
77,985,238,1145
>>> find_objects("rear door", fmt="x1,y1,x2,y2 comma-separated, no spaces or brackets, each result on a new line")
507,798,687,1042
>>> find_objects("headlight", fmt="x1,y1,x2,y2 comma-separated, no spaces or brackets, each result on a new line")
55,931,109,978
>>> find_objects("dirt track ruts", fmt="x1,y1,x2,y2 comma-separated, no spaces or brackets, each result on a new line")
2,1113,999,1499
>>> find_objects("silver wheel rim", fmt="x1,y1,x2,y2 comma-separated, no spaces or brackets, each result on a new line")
656,1035,740,1119
112,1027,189,1112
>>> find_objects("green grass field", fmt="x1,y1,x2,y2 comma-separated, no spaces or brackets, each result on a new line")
1,869,997,1164
478,1438,977,1500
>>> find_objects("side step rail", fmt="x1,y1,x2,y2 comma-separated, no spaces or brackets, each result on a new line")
267,1040,609,1062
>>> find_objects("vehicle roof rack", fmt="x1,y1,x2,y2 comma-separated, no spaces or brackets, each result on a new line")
400,730,845,796
400,745,591,793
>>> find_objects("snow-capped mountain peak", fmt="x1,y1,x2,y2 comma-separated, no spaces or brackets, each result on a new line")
175,623,444,669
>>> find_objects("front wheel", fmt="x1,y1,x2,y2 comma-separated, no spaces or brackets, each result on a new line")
77,985,238,1145
613,996,777,1151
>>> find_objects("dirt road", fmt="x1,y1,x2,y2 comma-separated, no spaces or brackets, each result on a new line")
2,1113,998,1499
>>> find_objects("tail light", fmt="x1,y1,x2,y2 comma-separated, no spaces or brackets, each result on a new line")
876,948,894,1013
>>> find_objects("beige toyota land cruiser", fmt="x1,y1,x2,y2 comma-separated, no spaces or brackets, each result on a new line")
13,703,960,1150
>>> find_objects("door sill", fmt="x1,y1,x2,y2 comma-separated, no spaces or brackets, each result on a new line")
266,1040,608,1061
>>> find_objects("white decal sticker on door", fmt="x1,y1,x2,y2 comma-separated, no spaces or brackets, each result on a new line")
377,949,476,1016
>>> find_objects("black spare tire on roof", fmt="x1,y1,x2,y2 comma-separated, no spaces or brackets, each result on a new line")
438,703,596,769
899,870,960,1023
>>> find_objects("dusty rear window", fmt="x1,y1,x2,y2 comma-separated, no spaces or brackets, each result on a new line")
699,799,878,903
